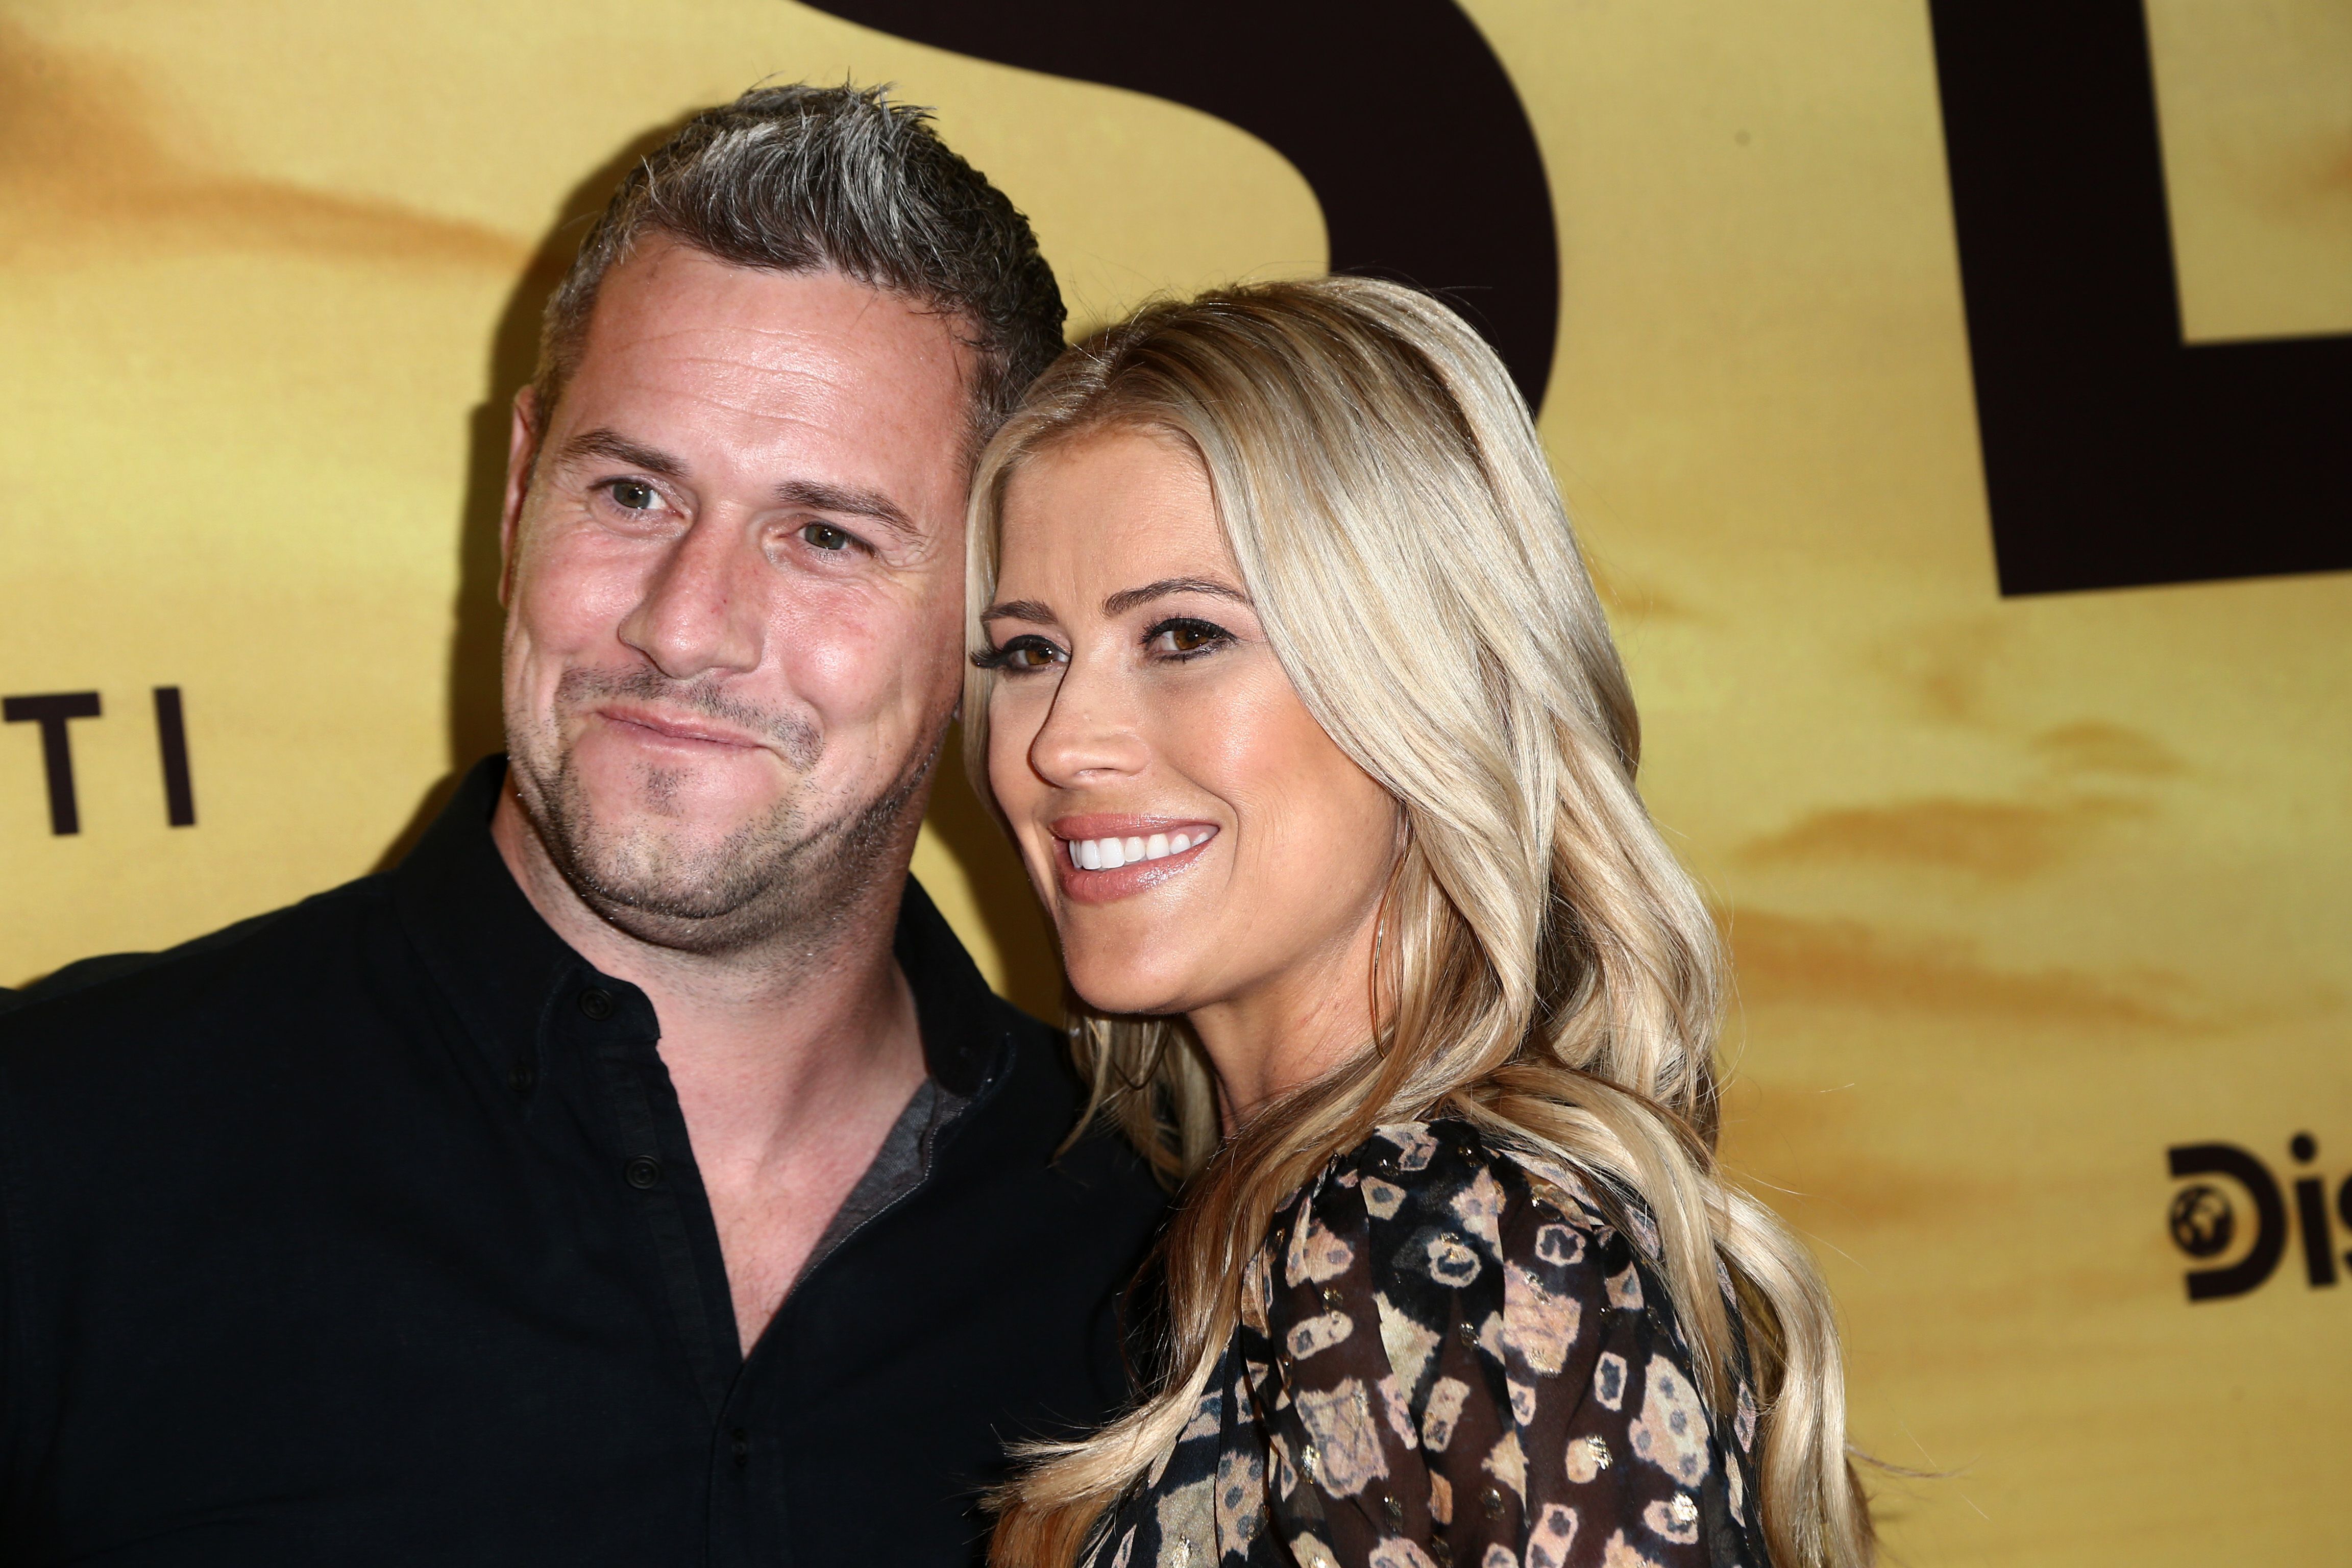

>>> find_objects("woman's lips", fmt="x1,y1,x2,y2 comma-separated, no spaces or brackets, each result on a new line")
1048,817,1219,904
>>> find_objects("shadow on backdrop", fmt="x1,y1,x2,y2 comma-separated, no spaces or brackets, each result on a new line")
929,725,1063,1021
369,123,672,873
369,114,1064,1021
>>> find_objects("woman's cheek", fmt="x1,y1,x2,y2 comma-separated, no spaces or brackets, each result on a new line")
985,692,1032,794
1150,666,1254,768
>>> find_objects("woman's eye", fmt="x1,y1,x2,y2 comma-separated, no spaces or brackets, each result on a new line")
801,522,854,552
1148,618,1231,657
607,479,660,511
979,636,1064,672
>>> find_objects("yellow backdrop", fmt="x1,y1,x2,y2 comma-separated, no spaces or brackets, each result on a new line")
4,2,2347,1562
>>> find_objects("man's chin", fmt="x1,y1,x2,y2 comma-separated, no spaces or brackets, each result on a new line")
554,816,811,937
573,844,765,923
562,734,788,827
522,759,818,949
507,718,939,958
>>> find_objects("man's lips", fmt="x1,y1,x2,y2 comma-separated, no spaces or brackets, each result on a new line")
592,704,766,751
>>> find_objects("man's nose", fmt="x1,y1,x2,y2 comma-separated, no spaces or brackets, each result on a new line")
617,517,762,680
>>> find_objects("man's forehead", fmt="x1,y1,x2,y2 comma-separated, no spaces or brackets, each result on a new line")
586,241,973,388
557,240,978,502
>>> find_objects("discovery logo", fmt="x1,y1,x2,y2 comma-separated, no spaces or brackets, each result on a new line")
2167,1135,2345,1302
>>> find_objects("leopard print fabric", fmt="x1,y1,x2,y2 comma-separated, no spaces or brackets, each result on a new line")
1083,1119,1771,1568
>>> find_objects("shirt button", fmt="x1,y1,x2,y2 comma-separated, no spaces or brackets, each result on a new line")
507,1062,536,1094
578,988,616,1020
730,1428,750,1468
1482,1486,1505,1519
624,1156,664,1189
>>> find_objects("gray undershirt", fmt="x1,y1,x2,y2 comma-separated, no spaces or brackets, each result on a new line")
798,1076,969,1283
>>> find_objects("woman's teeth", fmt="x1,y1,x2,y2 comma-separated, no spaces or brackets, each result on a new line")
1067,828,1214,871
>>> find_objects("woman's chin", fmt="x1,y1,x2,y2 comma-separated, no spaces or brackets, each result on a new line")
1062,958,1200,1022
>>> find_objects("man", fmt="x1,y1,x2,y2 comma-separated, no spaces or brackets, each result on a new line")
0,86,1166,1566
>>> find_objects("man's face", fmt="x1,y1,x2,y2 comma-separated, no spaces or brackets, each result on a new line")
499,240,976,951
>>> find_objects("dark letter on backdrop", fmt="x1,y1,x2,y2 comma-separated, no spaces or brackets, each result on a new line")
1929,0,2352,597
4,692,104,837
802,0,1561,414
2169,1143,2289,1302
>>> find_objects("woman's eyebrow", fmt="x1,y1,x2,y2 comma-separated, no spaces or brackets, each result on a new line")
1100,578,1251,617
980,599,1057,625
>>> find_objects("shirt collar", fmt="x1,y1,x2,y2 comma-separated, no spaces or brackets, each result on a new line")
389,755,1013,1097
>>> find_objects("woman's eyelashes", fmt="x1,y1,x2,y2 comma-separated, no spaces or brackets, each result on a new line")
975,616,1236,674
973,633,1066,673
1143,616,1234,661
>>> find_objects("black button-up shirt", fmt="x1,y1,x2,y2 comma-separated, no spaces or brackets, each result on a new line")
0,758,1167,1566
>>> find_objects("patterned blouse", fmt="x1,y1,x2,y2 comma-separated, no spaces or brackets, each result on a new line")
1084,1119,1772,1568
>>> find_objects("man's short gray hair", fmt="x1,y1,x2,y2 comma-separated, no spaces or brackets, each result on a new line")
533,83,1067,444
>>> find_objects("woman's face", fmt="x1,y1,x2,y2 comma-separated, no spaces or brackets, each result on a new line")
982,428,1401,1059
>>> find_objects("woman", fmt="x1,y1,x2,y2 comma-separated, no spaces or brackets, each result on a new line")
967,278,1873,1568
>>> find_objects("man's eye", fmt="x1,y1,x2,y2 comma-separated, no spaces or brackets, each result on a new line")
802,522,853,552
608,480,660,511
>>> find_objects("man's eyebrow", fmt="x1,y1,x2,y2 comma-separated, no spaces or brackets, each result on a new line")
550,436,918,542
1101,577,1252,617
554,428,687,480
980,598,1057,626
773,478,920,542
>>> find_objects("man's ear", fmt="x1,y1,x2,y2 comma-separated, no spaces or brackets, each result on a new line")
499,386,544,608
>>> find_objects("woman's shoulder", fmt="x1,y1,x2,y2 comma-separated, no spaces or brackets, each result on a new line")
1238,1119,1772,1567
1290,1116,1652,1265
1248,1117,1668,1352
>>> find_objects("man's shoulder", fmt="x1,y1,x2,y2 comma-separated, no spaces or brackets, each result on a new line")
0,872,400,1048
934,982,1168,1207
953,983,1089,1140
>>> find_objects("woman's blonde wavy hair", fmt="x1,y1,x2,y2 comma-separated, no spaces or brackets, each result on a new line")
964,277,1873,1568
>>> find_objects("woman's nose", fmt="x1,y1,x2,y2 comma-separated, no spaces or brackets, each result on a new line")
1024,657,1149,787
617,518,762,680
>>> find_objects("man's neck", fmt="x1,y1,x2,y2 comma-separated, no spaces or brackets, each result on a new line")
488,786,930,1351
486,789,927,1175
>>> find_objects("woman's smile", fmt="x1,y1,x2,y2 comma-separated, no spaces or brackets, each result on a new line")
1050,815,1221,901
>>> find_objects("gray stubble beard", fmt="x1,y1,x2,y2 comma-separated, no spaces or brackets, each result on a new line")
507,684,946,961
